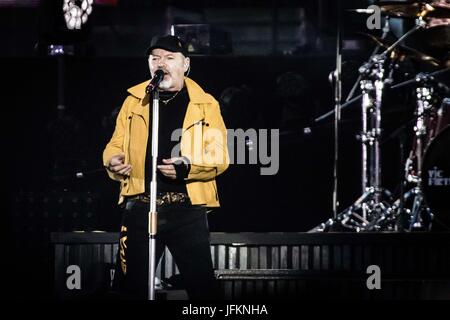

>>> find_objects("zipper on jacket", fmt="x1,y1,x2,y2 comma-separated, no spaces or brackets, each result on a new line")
127,115,133,163
123,114,133,188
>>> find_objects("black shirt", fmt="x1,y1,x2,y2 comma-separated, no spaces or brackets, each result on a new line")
145,86,189,194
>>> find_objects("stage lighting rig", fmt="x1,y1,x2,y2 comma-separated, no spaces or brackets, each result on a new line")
63,0,93,30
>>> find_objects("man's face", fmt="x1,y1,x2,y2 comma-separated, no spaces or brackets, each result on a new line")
148,48,189,91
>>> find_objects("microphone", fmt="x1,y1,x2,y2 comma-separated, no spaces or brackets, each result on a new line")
146,69,165,93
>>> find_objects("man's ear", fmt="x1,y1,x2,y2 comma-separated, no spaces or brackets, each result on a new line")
184,57,190,72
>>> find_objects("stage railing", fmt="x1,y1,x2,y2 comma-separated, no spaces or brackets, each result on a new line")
51,232,450,299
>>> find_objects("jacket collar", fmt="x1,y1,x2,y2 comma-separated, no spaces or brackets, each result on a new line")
126,77,210,125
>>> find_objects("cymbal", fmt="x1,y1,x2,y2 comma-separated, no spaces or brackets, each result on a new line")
378,1,450,19
425,17,450,28
360,33,443,66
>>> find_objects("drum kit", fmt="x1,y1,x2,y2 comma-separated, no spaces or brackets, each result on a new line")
315,1,450,232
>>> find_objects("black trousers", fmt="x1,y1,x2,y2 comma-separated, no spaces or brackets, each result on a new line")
113,199,219,300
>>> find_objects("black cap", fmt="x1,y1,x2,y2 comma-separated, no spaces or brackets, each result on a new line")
146,35,188,57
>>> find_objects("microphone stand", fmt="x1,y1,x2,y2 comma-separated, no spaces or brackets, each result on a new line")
52,168,105,181
147,86,160,300
332,0,343,218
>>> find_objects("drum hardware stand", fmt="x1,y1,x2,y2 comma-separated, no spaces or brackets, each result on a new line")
350,70,437,231
368,72,446,231
313,63,392,232
409,75,434,229
368,187,432,231
312,17,427,232
395,74,437,231
339,54,394,232
314,55,395,232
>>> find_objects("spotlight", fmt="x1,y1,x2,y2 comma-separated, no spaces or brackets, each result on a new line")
63,0,93,30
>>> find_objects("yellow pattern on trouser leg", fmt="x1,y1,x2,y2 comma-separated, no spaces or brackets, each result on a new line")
119,226,128,275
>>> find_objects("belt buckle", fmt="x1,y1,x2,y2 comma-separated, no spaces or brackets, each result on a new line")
172,192,181,203
138,192,188,207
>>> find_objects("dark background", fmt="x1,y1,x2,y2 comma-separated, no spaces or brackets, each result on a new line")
2,0,448,298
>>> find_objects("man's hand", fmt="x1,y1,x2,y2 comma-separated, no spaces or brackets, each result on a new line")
107,153,132,177
157,157,185,180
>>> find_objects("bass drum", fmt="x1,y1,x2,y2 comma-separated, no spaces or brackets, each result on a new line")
421,125,450,230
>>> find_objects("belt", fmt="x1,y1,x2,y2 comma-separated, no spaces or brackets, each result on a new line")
127,192,190,206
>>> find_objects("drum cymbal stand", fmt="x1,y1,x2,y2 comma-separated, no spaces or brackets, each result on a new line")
341,54,394,232
313,55,394,232
367,75,436,232
369,68,450,231
352,19,430,232
403,73,437,230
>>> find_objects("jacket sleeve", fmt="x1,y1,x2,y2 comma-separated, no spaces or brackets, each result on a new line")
102,96,131,181
186,99,230,182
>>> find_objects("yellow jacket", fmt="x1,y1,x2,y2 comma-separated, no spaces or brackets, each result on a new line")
103,77,229,207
